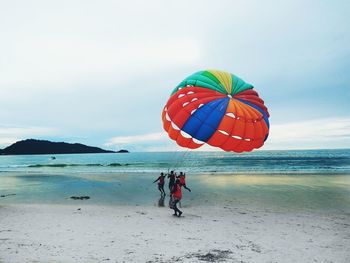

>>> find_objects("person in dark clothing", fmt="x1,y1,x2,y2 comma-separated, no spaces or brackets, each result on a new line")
167,170,176,193
171,179,183,217
153,172,166,195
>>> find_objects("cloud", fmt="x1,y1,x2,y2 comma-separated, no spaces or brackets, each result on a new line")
0,36,201,91
105,117,350,151
0,126,57,147
105,132,167,146
265,117,350,149
0,1,349,151
269,118,350,140
0,137,18,147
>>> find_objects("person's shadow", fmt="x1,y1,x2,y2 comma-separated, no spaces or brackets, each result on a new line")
158,194,165,207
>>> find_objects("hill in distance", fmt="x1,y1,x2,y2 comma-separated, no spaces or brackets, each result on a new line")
0,139,128,155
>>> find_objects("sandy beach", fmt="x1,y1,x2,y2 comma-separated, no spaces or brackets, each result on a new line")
1,203,349,263
1,152,350,262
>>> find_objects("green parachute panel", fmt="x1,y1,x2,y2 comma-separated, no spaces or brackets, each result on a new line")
172,71,226,95
231,74,253,95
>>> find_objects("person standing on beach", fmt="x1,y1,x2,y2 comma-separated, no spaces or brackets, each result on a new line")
153,172,166,195
167,170,176,209
167,170,176,193
177,172,191,192
171,179,183,217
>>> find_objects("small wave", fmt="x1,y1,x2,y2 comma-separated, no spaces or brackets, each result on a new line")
108,163,122,167
28,163,130,168
28,164,78,168
108,163,131,166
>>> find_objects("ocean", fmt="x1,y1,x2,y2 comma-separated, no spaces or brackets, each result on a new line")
1,149,350,212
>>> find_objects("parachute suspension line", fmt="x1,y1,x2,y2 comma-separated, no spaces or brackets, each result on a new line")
172,148,190,172
168,148,189,171
164,140,182,173
167,132,199,173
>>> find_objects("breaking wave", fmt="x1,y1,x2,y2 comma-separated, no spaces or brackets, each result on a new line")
28,163,131,168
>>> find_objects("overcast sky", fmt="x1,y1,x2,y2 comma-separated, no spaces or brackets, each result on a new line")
0,0,349,151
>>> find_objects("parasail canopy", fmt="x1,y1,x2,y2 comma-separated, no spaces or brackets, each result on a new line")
162,70,270,153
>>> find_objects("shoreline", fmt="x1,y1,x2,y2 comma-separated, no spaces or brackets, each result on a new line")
0,203,349,262
1,170,350,175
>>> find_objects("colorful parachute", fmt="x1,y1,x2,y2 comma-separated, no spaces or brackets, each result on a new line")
162,70,270,153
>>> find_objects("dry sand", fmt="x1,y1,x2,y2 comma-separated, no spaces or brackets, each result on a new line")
0,204,349,263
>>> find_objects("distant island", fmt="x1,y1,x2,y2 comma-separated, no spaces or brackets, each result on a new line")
0,139,129,155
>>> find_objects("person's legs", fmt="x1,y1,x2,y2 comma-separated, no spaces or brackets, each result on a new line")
183,184,191,192
172,198,178,215
173,199,182,216
169,194,173,208
160,184,165,195
169,183,174,195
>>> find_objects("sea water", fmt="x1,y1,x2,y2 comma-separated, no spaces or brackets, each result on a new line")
1,150,350,212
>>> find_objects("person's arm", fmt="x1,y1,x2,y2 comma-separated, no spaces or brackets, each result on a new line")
153,177,160,183
184,185,191,192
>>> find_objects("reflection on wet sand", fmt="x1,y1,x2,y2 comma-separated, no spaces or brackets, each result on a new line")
158,194,165,207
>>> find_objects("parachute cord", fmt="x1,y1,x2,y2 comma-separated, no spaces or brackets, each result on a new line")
167,147,185,173
165,144,182,174
167,148,181,173
178,149,197,173
171,148,191,173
